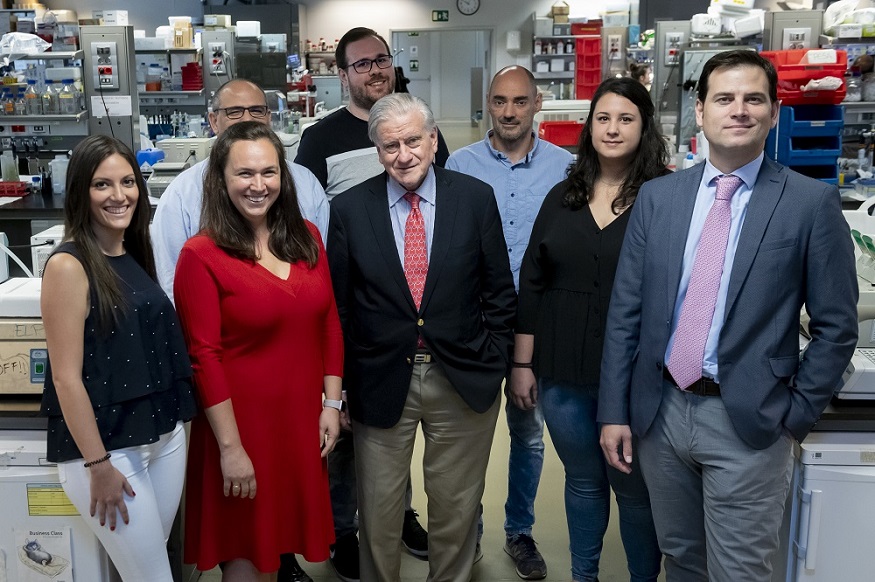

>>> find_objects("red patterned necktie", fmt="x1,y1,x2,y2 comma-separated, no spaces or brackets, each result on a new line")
667,174,742,390
403,192,428,310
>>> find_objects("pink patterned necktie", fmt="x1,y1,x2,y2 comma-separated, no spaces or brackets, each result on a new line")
667,174,743,390
403,192,428,310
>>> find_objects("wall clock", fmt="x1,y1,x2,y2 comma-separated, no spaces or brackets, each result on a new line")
456,0,481,16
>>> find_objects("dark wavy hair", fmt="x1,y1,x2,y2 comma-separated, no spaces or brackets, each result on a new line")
63,135,154,330
564,77,669,213
200,121,318,267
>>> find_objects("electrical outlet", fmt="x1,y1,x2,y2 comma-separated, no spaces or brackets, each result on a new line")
664,32,684,66
607,34,622,54
208,42,227,74
782,27,811,50
90,42,119,90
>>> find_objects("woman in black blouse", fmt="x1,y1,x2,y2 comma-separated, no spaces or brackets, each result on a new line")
41,135,196,580
513,77,669,582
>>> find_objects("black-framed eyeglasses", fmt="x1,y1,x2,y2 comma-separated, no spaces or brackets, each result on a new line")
215,105,270,119
347,55,393,74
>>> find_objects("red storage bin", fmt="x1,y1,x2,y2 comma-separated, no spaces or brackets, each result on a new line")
538,121,585,147
760,49,847,105
0,181,30,197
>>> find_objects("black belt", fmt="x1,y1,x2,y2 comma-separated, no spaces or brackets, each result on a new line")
663,367,721,397
413,350,434,364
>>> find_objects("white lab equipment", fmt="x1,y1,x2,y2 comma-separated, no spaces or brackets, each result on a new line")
773,432,875,582
30,225,64,278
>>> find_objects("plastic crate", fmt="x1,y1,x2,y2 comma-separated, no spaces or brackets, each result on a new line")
576,83,599,100
760,49,847,105
778,104,844,136
571,21,602,35
777,135,841,166
538,121,585,147
788,164,838,185
0,181,29,197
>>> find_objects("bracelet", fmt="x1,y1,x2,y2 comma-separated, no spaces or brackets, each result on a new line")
511,361,533,368
83,452,111,468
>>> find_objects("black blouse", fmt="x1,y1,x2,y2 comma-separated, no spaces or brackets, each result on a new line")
517,180,632,387
41,243,197,462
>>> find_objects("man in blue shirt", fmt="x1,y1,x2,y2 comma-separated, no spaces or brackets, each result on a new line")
447,65,572,580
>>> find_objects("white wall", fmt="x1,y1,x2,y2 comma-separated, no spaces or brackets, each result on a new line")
300,0,619,72
44,0,203,36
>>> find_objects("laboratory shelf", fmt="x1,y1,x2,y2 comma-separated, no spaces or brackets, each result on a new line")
0,111,89,123
140,90,204,97
533,72,575,80
135,48,202,54
0,50,83,60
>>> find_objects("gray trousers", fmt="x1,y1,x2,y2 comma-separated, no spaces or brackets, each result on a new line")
638,380,793,582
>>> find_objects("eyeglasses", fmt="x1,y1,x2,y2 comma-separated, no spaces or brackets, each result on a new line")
347,55,393,75
215,105,270,119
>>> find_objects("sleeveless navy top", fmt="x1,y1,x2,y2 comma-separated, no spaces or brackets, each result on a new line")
41,243,197,462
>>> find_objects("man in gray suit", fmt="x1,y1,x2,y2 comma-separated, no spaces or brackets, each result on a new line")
598,50,858,581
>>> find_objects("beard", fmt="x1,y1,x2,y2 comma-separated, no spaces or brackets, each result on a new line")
348,73,394,111
492,120,530,144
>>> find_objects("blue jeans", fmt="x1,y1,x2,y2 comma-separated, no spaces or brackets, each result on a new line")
540,378,662,582
504,387,545,536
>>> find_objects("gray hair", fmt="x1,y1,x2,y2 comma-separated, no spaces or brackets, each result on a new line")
367,93,436,145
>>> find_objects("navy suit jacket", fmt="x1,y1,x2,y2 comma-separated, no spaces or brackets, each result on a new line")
327,166,517,428
598,157,858,449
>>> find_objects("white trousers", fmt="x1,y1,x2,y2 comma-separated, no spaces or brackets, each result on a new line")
57,422,187,582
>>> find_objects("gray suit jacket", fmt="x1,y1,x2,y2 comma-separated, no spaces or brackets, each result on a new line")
598,157,858,449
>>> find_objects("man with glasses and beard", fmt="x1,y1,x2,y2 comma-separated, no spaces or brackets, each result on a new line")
295,27,440,582
295,27,450,201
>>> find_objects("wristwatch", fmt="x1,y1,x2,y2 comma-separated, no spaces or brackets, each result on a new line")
323,399,346,412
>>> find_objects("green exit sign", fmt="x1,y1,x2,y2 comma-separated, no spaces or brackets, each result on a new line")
432,10,449,22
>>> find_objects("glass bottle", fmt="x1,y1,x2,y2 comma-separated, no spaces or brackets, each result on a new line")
161,67,172,91
41,80,58,115
845,69,862,103
14,89,26,115
58,79,77,114
24,79,41,115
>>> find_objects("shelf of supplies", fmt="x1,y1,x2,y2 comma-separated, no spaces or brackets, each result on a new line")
135,48,202,54
842,101,875,110
1,50,83,61
0,111,88,122
533,53,575,57
533,72,575,79
140,90,205,97
534,35,580,39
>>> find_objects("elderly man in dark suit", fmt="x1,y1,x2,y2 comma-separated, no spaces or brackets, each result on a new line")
599,50,858,581
327,92,516,581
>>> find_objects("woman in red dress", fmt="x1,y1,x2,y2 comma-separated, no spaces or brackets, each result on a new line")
175,121,344,580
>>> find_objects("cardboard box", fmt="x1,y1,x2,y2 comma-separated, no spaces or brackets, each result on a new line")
173,24,193,48
0,319,47,396
92,10,129,26
553,15,569,24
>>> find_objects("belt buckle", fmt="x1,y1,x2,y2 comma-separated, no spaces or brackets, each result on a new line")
413,353,432,364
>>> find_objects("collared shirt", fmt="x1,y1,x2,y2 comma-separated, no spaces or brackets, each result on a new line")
664,153,765,382
446,130,573,290
388,166,437,263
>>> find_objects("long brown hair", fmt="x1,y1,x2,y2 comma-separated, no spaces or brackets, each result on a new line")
564,77,669,213
63,135,155,330
200,121,318,266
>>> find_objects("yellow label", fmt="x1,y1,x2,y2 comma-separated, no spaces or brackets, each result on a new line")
26,483,79,516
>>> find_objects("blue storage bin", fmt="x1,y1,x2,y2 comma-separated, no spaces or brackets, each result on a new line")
777,135,841,166
788,164,839,185
779,105,844,136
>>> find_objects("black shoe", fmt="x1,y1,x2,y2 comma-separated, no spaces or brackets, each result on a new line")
504,534,547,580
278,554,313,582
401,509,428,558
330,532,360,582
